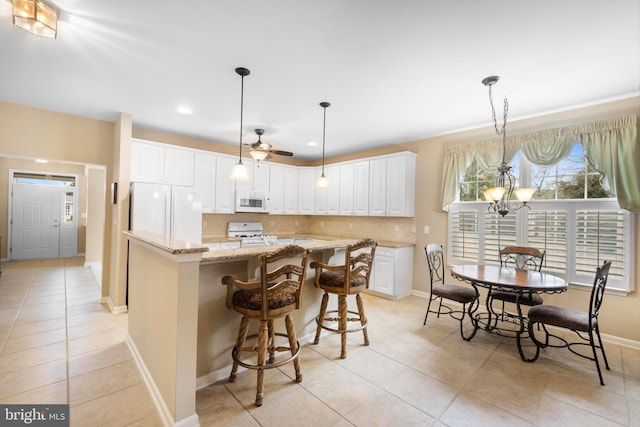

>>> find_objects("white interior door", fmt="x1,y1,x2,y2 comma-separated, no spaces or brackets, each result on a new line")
11,184,62,260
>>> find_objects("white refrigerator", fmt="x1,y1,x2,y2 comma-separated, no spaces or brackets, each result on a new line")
130,182,202,244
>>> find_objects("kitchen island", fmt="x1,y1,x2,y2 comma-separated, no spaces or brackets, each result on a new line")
125,231,379,427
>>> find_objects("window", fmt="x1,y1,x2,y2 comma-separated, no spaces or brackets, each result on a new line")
13,172,76,187
449,143,634,293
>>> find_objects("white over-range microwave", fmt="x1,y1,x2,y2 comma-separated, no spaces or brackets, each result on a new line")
235,192,269,213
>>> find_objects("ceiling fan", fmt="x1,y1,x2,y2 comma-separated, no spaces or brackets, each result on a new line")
244,129,293,161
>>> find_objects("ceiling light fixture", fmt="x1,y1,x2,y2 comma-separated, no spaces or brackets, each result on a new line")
481,76,534,216
249,129,269,161
12,0,58,39
317,102,330,189
230,67,250,181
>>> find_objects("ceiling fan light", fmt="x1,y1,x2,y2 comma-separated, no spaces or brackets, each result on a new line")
250,150,269,161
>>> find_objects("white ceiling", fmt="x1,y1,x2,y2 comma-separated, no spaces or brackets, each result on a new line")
1,0,639,161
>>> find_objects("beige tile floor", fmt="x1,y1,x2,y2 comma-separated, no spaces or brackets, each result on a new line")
1,258,639,427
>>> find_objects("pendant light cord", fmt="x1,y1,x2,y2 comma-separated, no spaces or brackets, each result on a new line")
321,105,327,175
238,74,245,164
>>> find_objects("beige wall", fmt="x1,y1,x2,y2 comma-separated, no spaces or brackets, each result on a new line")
85,166,106,264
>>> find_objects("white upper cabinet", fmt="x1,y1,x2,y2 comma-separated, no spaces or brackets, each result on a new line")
194,152,216,213
353,160,370,216
214,155,237,213
366,153,416,217
339,162,355,215
368,157,387,216
131,140,164,183
270,164,299,214
325,165,341,215
132,138,416,218
283,166,299,214
165,146,195,186
386,153,416,217
297,167,315,214
131,140,194,186
268,164,285,214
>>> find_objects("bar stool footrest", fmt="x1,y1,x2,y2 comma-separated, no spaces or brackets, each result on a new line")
231,332,301,371
316,309,368,334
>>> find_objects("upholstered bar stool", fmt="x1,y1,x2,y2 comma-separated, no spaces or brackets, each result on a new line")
222,245,309,406
310,238,377,359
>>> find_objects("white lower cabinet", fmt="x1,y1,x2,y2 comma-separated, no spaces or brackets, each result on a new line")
368,246,414,299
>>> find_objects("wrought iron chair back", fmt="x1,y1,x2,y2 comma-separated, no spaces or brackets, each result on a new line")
425,243,446,287
527,260,612,385
423,243,478,340
499,246,545,271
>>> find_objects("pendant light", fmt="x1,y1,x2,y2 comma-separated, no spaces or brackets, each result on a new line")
316,101,330,189
481,76,534,216
230,67,250,181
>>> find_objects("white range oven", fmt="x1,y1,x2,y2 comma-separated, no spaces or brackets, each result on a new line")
227,222,277,247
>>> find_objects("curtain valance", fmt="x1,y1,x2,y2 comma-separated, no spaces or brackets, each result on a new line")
441,114,639,212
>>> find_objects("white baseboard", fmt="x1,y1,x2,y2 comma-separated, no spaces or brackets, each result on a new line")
126,334,200,427
100,296,128,314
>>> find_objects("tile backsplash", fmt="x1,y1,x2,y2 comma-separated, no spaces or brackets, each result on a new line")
202,213,416,244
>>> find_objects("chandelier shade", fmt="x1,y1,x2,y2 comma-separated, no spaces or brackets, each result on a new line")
12,0,58,39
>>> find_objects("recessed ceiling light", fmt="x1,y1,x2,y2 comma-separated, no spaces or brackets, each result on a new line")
307,141,317,147
35,158,48,163
177,106,192,115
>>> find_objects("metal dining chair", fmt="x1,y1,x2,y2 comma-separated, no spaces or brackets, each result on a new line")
526,260,612,385
489,246,545,322
423,243,478,340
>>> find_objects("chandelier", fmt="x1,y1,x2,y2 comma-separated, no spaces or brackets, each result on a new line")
481,76,534,216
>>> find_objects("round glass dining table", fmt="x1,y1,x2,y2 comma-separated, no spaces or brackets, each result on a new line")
450,264,567,360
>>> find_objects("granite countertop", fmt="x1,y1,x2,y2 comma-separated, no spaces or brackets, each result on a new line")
124,231,208,255
200,237,359,264
202,234,415,249
125,230,415,262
